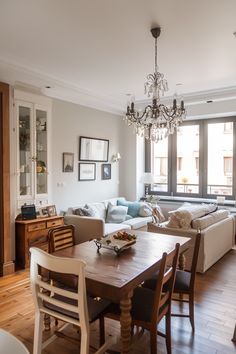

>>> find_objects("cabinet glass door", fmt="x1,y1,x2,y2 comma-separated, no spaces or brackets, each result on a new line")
36,109,48,195
18,105,33,198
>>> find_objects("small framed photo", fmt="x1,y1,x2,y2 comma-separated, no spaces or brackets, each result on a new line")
63,152,74,172
102,163,111,180
39,207,49,218
79,163,96,181
47,205,57,217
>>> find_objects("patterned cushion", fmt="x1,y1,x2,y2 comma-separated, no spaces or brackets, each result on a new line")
73,207,95,217
138,203,153,217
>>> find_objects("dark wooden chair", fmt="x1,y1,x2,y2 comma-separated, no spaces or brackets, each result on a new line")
100,243,180,354
144,232,201,331
48,224,75,253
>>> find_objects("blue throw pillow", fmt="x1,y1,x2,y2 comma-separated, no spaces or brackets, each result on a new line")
117,199,141,218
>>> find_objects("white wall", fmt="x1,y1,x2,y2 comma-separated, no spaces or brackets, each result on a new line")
51,99,123,212
119,124,146,201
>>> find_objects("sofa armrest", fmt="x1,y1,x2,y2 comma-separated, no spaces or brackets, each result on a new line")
64,215,105,244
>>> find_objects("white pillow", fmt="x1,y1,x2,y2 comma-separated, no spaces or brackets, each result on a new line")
106,202,128,224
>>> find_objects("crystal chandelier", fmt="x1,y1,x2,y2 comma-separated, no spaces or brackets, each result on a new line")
125,27,186,142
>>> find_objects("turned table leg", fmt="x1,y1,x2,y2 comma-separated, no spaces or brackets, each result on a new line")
120,291,133,354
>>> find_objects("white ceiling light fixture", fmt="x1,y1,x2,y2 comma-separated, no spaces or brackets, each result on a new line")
124,27,186,142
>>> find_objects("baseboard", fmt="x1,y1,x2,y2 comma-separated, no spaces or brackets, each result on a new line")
0,261,15,276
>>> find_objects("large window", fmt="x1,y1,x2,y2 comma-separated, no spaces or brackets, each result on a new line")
153,138,168,192
150,118,236,199
176,125,199,194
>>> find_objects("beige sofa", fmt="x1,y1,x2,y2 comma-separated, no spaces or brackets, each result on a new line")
64,197,152,244
148,201,235,273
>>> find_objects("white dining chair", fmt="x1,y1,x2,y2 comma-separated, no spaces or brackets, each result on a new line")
0,329,29,354
30,247,114,354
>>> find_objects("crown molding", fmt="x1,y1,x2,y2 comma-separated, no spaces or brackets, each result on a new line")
0,57,122,115
1,56,236,117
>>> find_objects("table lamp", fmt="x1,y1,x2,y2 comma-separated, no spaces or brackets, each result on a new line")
141,173,155,198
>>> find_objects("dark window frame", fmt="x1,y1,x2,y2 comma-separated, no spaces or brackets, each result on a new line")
148,116,236,200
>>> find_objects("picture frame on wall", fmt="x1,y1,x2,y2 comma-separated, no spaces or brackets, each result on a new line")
79,163,96,181
79,136,109,162
101,163,111,180
62,152,74,172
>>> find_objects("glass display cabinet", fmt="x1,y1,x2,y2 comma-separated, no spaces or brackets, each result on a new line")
15,92,51,210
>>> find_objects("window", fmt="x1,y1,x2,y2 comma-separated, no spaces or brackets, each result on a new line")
176,125,199,194
177,157,182,171
149,118,236,199
224,157,232,175
224,122,233,133
207,123,233,195
153,137,168,192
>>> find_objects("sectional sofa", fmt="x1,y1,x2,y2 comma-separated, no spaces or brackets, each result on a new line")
64,197,153,244
147,201,235,273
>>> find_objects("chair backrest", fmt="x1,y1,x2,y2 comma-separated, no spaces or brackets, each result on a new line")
189,232,201,289
30,247,89,333
48,224,75,253
152,243,180,323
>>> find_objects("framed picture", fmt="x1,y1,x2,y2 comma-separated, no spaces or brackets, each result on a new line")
101,163,111,180
79,136,109,162
47,205,57,217
63,152,74,172
79,163,96,181
39,206,49,217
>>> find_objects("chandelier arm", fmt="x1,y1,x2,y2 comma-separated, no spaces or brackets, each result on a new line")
124,26,186,143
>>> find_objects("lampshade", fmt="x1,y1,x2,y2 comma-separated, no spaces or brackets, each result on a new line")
141,173,155,184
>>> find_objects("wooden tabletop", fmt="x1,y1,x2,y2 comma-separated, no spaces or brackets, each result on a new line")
54,231,190,302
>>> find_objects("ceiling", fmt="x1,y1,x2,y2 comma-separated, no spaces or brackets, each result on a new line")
0,0,236,115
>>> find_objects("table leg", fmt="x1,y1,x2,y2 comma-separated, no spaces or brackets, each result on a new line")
120,291,133,354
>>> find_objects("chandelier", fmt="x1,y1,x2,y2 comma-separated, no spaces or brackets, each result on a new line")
125,27,186,142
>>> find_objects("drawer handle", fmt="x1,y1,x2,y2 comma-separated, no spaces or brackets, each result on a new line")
51,222,56,225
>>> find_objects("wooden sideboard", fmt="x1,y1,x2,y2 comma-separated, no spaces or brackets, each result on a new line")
15,216,64,269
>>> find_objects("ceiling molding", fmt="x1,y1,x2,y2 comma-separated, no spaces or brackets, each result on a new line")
0,57,122,115
1,56,236,117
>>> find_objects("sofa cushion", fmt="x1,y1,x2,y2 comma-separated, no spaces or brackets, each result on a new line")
191,209,229,230
85,202,107,220
167,203,218,229
106,202,128,224
117,199,141,218
122,216,153,229
73,206,95,217
138,203,153,217
125,214,133,221
105,223,131,235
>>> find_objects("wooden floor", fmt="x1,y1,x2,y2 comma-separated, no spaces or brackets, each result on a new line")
0,250,236,354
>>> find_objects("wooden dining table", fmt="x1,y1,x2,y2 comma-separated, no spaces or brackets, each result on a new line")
54,230,191,354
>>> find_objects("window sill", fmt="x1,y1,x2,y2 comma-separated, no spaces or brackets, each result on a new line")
156,195,236,208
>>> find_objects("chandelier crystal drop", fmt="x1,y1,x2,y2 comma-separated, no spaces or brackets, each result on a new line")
125,27,186,143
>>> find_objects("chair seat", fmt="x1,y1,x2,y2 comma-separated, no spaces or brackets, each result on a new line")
107,287,157,323
44,293,110,322
142,270,159,291
174,270,191,293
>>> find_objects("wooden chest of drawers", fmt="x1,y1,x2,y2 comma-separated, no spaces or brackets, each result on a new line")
15,216,64,269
